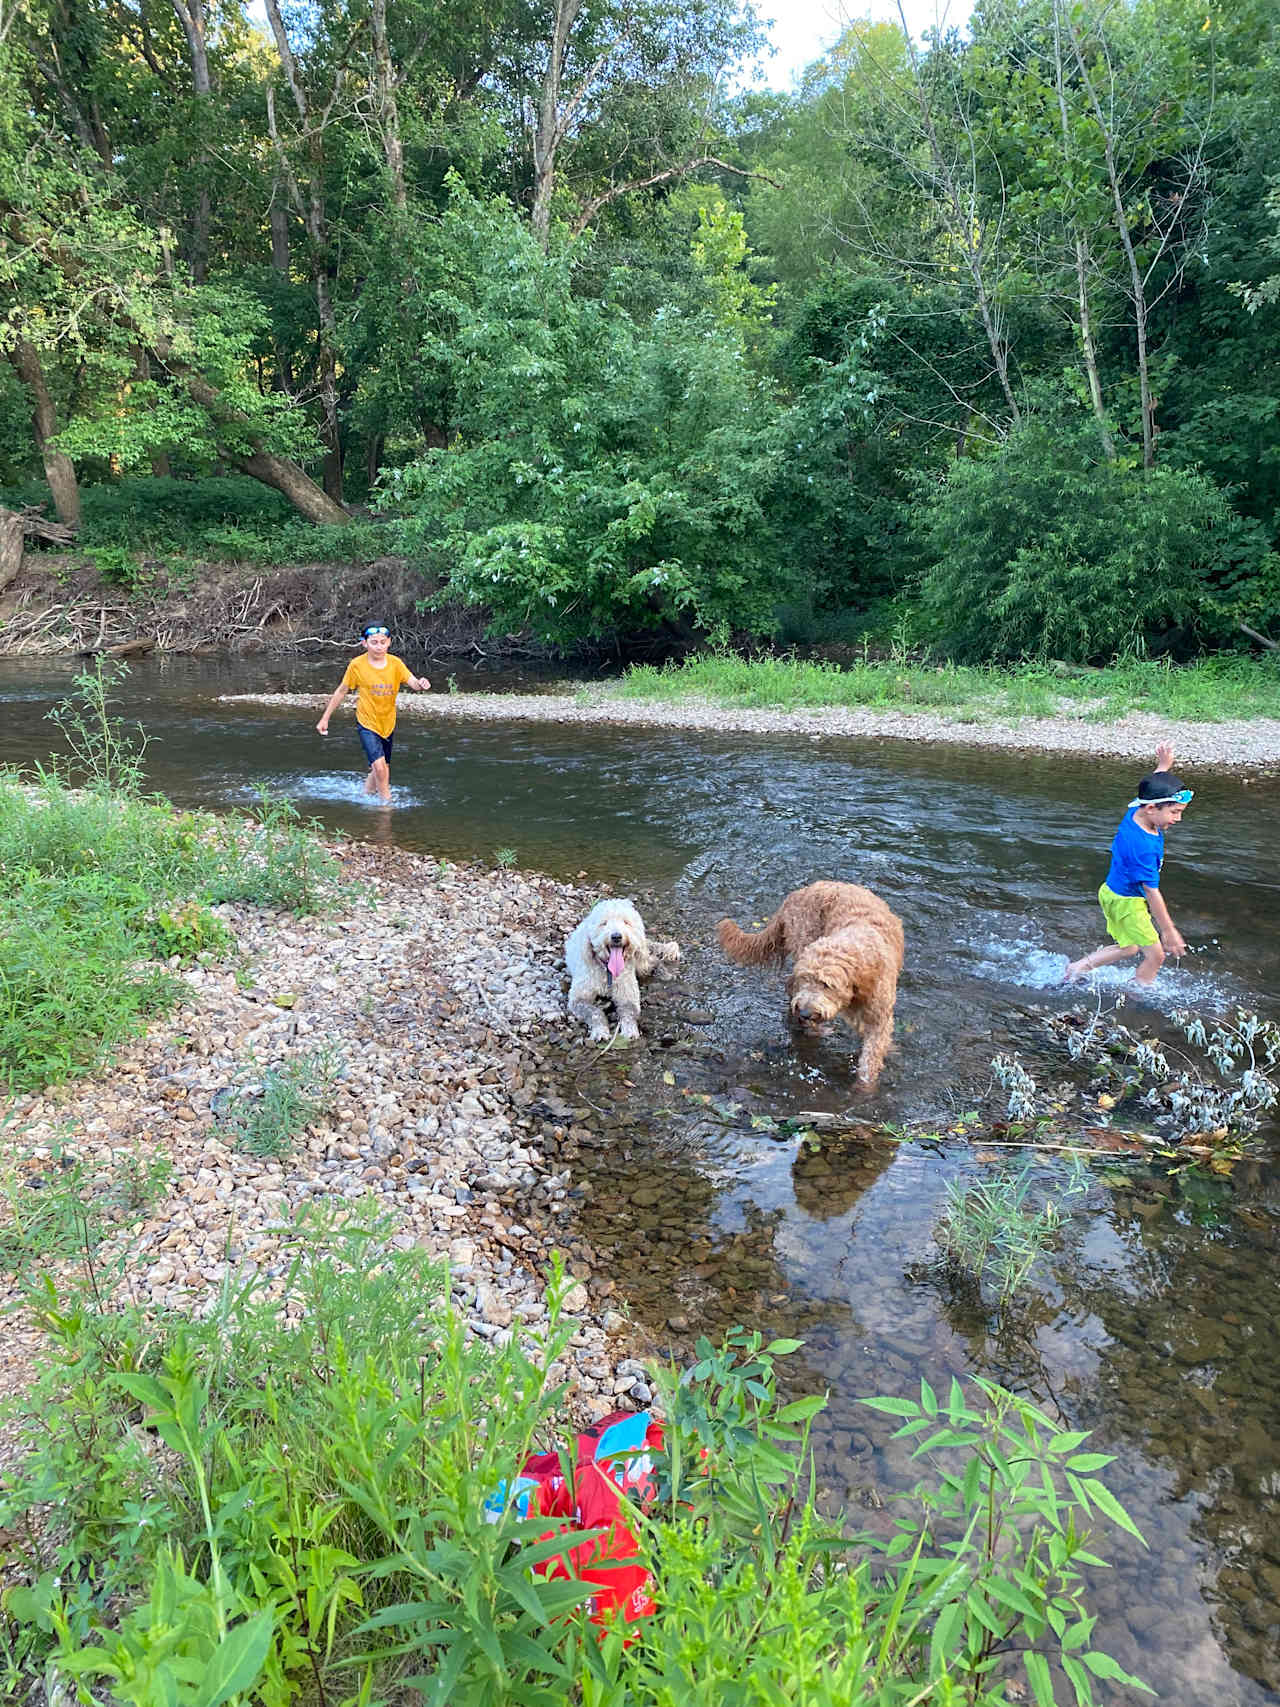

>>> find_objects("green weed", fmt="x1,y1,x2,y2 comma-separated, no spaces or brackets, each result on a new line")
148,902,235,965
0,1210,1146,1707
45,658,149,795
221,1051,341,1159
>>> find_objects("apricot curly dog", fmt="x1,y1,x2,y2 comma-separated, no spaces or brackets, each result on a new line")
717,881,905,1087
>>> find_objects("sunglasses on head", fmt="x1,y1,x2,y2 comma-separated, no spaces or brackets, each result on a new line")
363,626,389,638
1132,788,1193,808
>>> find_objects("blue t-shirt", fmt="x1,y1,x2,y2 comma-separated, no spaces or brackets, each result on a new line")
1104,808,1164,898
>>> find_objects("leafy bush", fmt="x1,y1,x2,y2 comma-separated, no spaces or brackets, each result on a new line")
914,409,1275,663
147,903,234,965
68,476,296,549
384,180,788,646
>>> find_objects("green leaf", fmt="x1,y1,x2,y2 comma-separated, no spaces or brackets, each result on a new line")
1079,1478,1146,1542
930,1598,965,1672
1024,1650,1057,1707
1047,1431,1090,1454
964,1588,1005,1638
920,1377,938,1417
1083,1649,1155,1690
1062,1652,1094,1707
763,1338,803,1355
192,1611,274,1707
776,1394,826,1423
860,1396,921,1418
1064,1453,1114,1473
983,1575,1041,1620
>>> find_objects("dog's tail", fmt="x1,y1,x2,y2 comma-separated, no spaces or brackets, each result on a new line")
717,912,787,965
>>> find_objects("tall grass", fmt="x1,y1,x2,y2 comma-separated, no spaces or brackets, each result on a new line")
615,652,1280,723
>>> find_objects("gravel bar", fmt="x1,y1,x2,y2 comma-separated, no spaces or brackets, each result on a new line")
221,688,1280,769
0,841,655,1455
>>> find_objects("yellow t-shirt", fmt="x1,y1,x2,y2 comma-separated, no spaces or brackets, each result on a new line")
342,654,411,738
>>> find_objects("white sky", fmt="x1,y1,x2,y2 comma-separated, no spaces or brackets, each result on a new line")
749,0,969,89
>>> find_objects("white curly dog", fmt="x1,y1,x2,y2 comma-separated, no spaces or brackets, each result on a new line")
565,898,682,1041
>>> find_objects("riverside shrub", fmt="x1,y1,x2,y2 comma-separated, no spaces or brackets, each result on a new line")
915,411,1275,663
383,181,788,646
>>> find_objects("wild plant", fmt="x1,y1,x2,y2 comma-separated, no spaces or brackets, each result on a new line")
860,1377,1151,1706
991,1051,1040,1121
221,1049,340,1158
494,846,518,869
2,1214,1150,1707
44,658,149,796
934,1156,1091,1316
1047,995,1280,1151
207,786,338,914
147,902,235,965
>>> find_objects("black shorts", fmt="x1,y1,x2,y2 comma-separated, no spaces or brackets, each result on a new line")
357,724,394,765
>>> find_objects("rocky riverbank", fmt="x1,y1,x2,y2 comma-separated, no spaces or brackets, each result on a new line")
0,839,676,1432
222,687,1280,768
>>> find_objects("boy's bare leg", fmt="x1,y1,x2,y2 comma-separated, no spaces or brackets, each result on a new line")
363,769,378,794
1064,943,1140,982
1131,943,1167,986
371,755,392,802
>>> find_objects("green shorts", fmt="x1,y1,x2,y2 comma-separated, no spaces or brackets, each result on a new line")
1098,883,1159,948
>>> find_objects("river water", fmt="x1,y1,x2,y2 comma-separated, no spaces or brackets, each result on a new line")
3,654,1279,1701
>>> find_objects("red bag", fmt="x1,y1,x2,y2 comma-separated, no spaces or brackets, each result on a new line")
519,1410,664,1627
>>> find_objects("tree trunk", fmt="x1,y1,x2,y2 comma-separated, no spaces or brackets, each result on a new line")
894,2,1019,425
264,0,345,503
1074,234,1115,461
1065,9,1156,467
7,340,81,531
0,507,23,595
152,335,350,525
532,0,583,247
133,349,172,477
171,0,213,282
1051,9,1114,462
370,0,407,211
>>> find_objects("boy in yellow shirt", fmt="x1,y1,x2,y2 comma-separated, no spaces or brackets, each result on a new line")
315,623,431,801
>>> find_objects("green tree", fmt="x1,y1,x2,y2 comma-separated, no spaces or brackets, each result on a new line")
385,183,786,645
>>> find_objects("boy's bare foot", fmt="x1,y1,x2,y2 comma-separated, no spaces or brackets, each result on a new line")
363,771,377,795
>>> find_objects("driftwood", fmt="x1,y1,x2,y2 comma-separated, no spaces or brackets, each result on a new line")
78,633,156,659
19,505,76,547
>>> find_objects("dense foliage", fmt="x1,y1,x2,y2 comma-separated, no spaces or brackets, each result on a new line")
1,0,1279,659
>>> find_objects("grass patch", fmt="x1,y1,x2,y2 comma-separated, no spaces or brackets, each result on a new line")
0,774,340,1091
614,651,1280,723
221,1050,340,1159
0,1140,171,1280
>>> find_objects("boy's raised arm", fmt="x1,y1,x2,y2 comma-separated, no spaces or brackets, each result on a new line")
1155,741,1175,774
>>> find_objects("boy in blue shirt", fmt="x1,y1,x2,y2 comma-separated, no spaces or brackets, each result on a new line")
1064,743,1192,988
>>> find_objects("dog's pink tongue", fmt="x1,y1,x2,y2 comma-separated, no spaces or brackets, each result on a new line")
607,947,626,978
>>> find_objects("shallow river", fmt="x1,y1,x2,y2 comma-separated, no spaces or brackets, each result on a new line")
3,654,1279,1702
